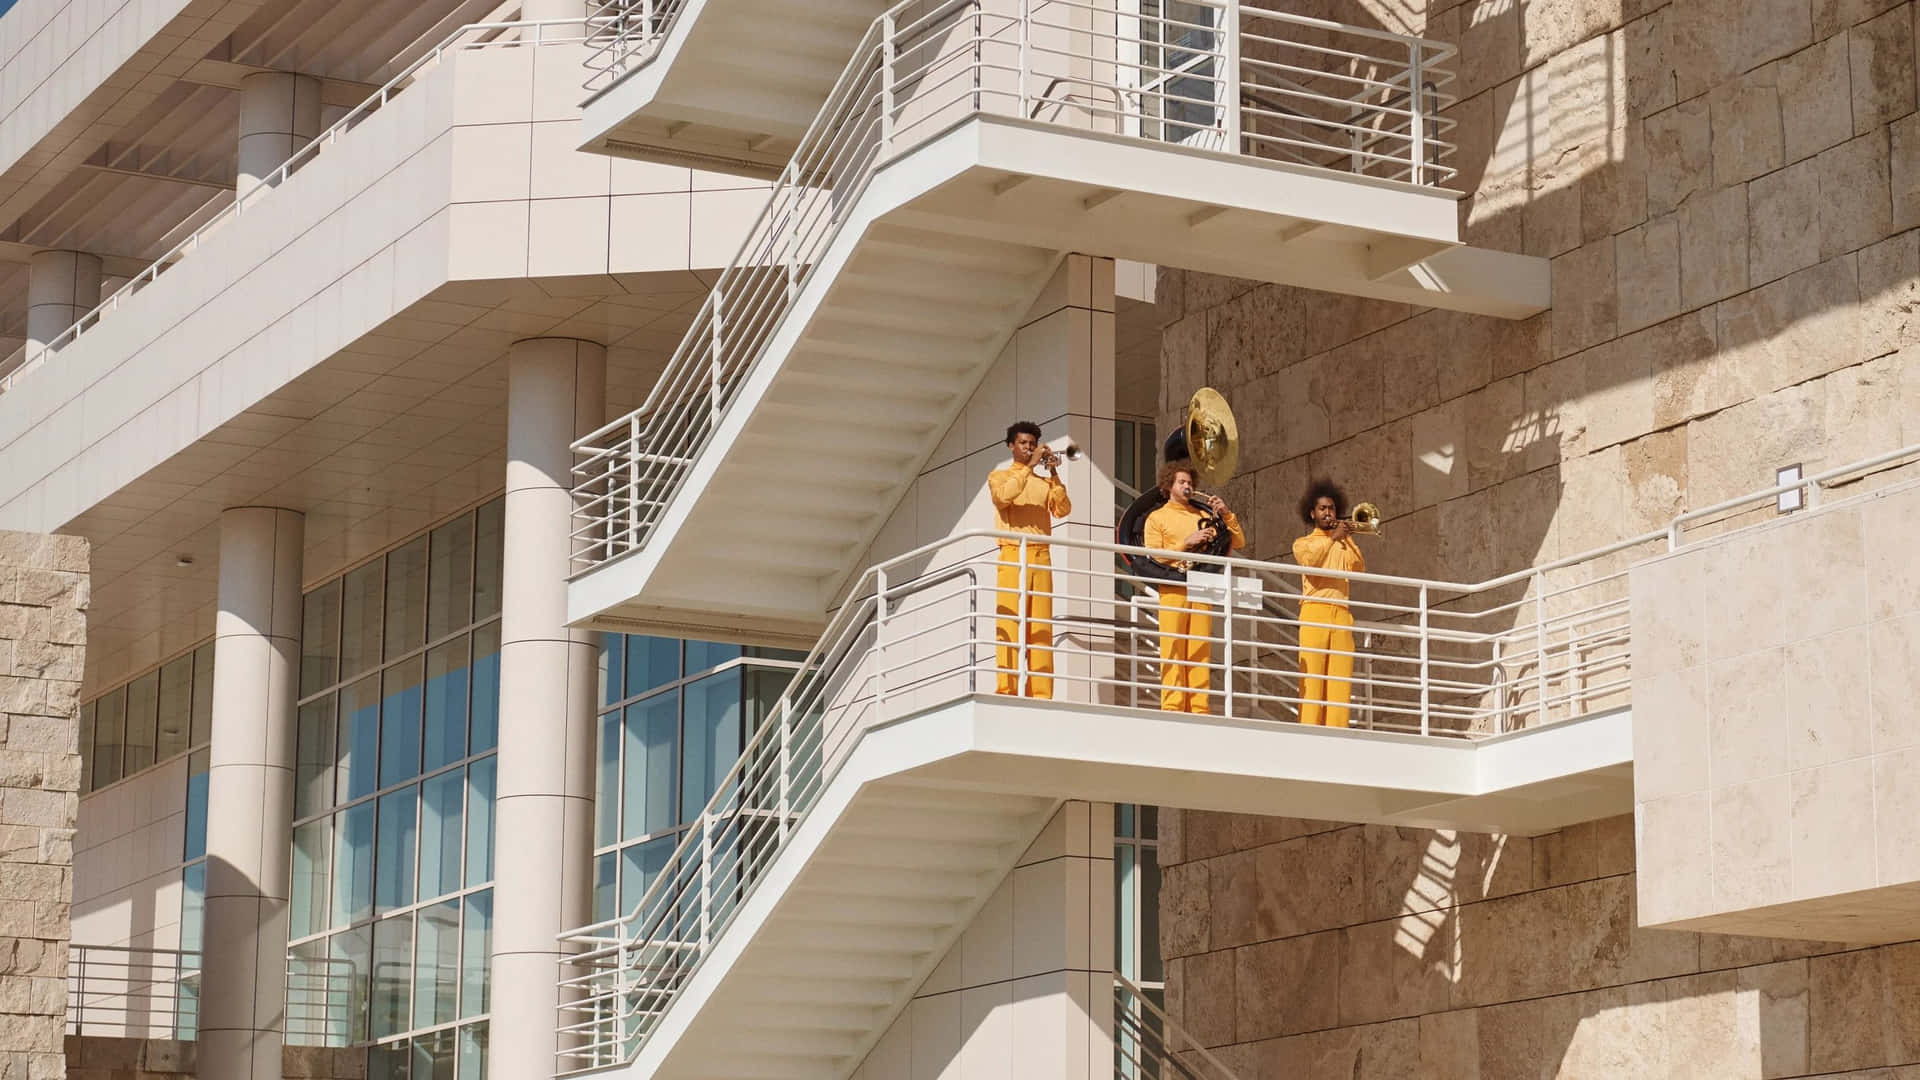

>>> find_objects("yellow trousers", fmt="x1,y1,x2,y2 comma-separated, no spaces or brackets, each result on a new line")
995,544,1053,698
1299,601,1355,726
1157,585,1213,714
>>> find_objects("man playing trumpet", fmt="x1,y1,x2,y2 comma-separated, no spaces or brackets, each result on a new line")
988,421,1072,698
1146,460,1245,714
1293,480,1366,726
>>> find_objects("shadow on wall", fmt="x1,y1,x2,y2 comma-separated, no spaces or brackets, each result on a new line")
1157,0,1920,1072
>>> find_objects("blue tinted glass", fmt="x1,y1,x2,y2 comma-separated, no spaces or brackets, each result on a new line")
600,637,625,707
419,770,464,902
339,676,381,803
619,836,676,917
179,862,206,959
413,899,460,1030
624,637,679,697
423,637,470,773
469,623,501,754
592,853,616,924
183,750,209,862
460,891,492,1019
379,657,424,788
459,1022,488,1080
291,818,331,939
596,710,619,848
681,673,742,823
332,801,376,927
622,694,677,839
374,788,418,914
370,915,413,1039
464,758,495,887
684,640,740,674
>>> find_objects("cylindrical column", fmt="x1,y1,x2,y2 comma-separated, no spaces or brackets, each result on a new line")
26,249,101,352
200,507,304,1080
237,72,322,197
492,338,605,1076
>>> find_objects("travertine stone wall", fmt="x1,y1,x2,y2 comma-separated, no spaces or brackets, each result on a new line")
0,531,89,1080
62,1037,367,1079
1632,478,1920,942
1160,808,1920,1077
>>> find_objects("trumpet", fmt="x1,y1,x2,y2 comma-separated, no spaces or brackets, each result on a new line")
1037,442,1081,467
1340,501,1384,536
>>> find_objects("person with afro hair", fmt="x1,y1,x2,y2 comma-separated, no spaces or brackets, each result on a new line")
1293,479,1365,726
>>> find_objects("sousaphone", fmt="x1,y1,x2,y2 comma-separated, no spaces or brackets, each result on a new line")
1117,388,1241,582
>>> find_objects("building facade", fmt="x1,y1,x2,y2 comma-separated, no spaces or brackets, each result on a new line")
6,0,1918,1077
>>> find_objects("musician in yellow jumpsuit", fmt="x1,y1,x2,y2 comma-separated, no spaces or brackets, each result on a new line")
1145,461,1245,714
1293,481,1364,726
988,422,1071,698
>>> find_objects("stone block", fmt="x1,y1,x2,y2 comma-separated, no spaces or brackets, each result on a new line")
1870,613,1920,754
1790,757,1878,899
1532,822,1599,889
8,642,79,683
1637,307,1722,427
1233,932,1341,1039
1782,32,1857,163
1205,285,1303,389
1712,255,1862,410
1623,426,1689,530
1818,130,1895,258
1409,399,1469,509
1815,0,1905,38
1182,947,1235,1047
1893,111,1920,228
1749,156,1824,284
1851,5,1916,133
1616,214,1682,332
1416,1008,1478,1078
1859,229,1920,354
1874,745,1920,883
1161,861,1209,958
5,572,84,613
1626,9,1676,118
1709,66,1785,185
1785,626,1876,770
1450,0,1522,101
1462,376,1527,490
1550,238,1617,357
1710,775,1794,911
1679,183,1751,308
0,790,71,832
1522,0,1623,66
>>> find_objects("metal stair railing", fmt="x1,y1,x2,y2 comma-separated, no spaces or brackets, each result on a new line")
1114,973,1242,1080
568,0,1458,577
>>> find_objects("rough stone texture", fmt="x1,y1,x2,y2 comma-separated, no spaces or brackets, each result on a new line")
0,531,87,1080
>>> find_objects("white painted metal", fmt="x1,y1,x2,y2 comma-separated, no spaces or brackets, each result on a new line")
0,19,604,390
66,944,200,1039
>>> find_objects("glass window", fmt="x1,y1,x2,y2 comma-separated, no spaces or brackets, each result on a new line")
375,788,418,915
599,642,625,708
625,637,679,697
92,687,125,789
183,750,209,862
464,759,495,889
371,915,413,1039
413,899,460,1030
473,500,504,621
592,853,616,924
380,657,424,789
385,538,429,661
339,676,381,804
341,561,385,681
292,818,332,940
596,710,619,847
427,515,475,642
469,624,500,755
418,770,464,903
296,697,338,820
423,637,470,774
191,644,214,748
458,1022,488,1080
681,673,742,823
685,640,740,674
622,694,678,839
332,801,376,928
123,671,159,774
331,926,373,1045
412,1027,457,1080
459,891,491,1020
620,835,676,915
180,862,207,957
78,700,94,794
368,1042,408,1080
303,579,342,696
156,655,193,761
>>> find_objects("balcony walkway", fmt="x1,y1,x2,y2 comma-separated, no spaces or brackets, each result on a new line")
567,0,1550,644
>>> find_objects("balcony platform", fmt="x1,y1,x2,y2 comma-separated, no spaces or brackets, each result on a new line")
580,0,892,176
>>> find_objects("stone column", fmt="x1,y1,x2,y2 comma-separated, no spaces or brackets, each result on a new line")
26,250,102,353
0,531,87,1080
237,73,321,198
491,339,604,1076
200,508,303,1080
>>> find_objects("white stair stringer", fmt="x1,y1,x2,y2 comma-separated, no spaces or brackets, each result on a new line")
609,763,1062,1080
582,0,892,175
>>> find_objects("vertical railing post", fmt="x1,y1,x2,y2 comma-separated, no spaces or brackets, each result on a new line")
1220,563,1235,719
1016,538,1031,693
1490,637,1506,733
1222,0,1241,152
73,948,85,1035
1533,574,1550,730
972,1,983,113
1407,42,1425,184
777,703,791,843
874,566,890,718
698,816,713,949
881,13,897,153
1018,0,1031,118
1417,584,1430,737
708,294,725,427
1806,477,1824,509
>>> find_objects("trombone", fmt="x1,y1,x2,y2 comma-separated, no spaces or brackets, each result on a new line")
1340,502,1385,536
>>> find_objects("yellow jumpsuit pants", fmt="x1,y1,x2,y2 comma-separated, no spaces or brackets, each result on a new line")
1157,585,1213,714
1298,600,1355,726
995,543,1053,698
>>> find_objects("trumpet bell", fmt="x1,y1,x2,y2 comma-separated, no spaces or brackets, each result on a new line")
1350,502,1384,535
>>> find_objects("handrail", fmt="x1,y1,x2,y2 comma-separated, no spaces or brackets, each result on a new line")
68,944,200,1039
0,18,607,391
554,439,1920,1074
569,0,1458,576
1114,972,1241,1080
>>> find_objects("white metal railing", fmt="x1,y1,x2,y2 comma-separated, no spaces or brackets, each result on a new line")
1115,973,1241,1080
568,0,1456,575
0,18,606,391
67,944,199,1039
584,0,683,89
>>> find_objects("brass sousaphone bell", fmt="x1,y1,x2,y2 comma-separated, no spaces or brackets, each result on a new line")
1162,388,1240,557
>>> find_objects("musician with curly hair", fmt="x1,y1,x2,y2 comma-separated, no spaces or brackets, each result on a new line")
1145,459,1244,714
988,421,1072,698
1293,479,1364,726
